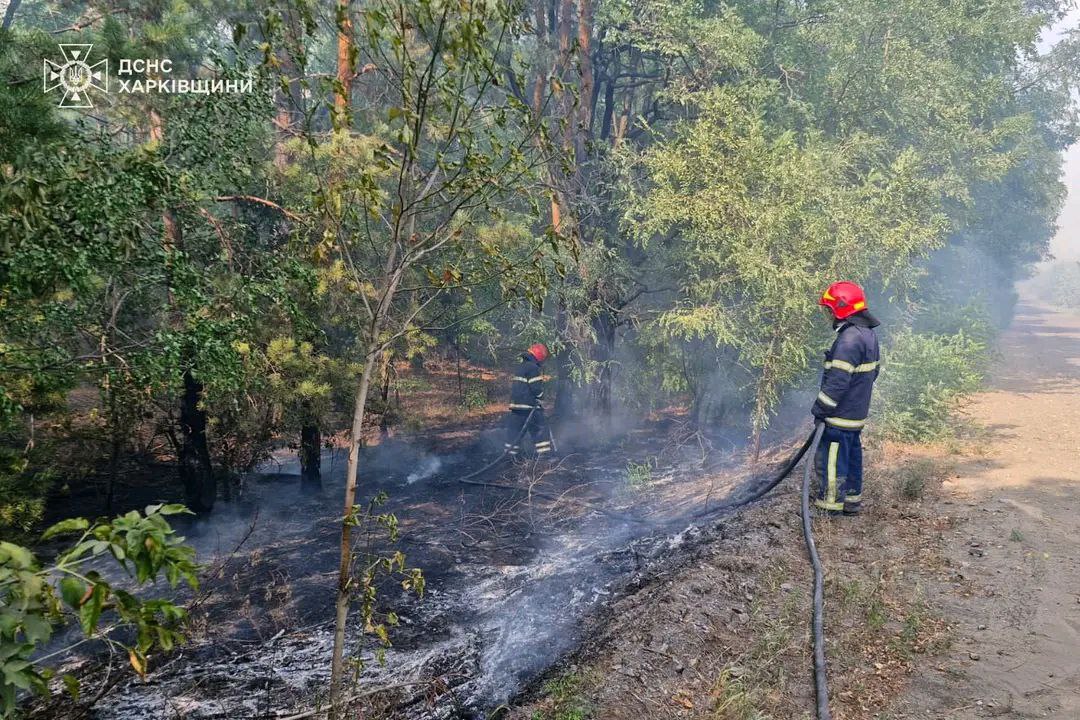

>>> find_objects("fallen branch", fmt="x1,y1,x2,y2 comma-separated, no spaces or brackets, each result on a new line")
215,195,304,223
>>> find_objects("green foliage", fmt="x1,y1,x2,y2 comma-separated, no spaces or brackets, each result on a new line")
0,445,54,541
459,384,490,412
1038,261,1080,308
0,505,196,716
631,81,947,435
343,493,424,670
913,302,998,349
0,30,69,162
531,672,593,720
625,459,654,489
876,330,988,441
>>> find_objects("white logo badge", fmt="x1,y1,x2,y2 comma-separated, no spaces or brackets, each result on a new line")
44,44,108,108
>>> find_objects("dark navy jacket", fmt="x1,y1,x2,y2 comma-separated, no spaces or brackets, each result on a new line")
509,352,545,410
811,312,880,430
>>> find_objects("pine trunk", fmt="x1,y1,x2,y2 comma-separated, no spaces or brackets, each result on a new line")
300,422,321,491
179,369,216,512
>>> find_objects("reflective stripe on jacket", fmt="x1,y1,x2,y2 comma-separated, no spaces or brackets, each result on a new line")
813,313,880,429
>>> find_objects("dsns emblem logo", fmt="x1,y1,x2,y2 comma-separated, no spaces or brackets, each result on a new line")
43,44,108,108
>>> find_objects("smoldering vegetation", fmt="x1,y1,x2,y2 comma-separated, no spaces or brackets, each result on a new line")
36,417,804,720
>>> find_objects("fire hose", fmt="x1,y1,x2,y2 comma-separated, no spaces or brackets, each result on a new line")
802,422,831,720
458,413,832,719
690,423,831,719
456,406,538,483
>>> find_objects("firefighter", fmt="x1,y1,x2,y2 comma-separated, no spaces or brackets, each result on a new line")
505,343,553,457
811,281,880,515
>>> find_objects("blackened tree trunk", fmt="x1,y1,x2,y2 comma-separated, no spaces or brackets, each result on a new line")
300,422,322,491
179,369,216,512
378,350,393,437
106,390,121,514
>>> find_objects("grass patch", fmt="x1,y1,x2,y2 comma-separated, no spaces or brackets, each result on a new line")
711,666,772,720
625,459,655,489
530,672,593,720
892,458,946,502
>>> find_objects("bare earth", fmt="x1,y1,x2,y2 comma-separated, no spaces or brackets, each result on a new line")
901,300,1080,718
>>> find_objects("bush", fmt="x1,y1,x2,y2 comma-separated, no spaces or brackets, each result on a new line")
875,329,987,441
0,506,197,715
892,458,943,501
913,301,997,347
0,446,55,541
1041,261,1080,308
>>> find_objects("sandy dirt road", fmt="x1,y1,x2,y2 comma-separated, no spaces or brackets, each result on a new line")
902,300,1080,718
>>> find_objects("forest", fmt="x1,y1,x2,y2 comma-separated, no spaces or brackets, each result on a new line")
1,0,1078,717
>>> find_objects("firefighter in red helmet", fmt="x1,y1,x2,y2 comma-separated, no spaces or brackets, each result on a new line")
505,343,553,457
812,282,880,515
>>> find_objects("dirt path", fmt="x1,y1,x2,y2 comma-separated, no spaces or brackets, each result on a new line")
903,300,1080,718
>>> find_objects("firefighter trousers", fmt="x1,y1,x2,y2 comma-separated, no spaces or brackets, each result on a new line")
814,425,863,514
504,408,551,456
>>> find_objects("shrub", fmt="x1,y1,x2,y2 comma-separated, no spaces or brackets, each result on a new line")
875,329,987,441
892,458,943,501
913,301,997,347
1042,261,1080,308
0,446,55,541
0,505,197,715
625,459,655,489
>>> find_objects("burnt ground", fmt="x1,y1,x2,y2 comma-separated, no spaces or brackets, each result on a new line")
31,404,816,720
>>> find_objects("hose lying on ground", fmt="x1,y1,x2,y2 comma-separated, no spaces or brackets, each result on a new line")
801,422,831,720
456,408,536,483
690,429,817,519
686,423,833,720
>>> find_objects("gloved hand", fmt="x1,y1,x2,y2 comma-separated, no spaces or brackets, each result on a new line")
810,401,827,421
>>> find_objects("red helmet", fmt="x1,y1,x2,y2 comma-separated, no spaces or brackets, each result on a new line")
527,343,549,363
820,281,868,320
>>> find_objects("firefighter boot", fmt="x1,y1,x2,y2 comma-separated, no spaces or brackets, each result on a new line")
843,492,862,515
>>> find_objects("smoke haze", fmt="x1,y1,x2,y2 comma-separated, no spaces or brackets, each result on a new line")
1042,8,1080,261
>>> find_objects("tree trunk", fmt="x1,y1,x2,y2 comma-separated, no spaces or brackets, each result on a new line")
378,350,393,438
333,0,353,132
179,369,216,512
530,0,547,118
591,307,615,424
106,390,120,514
2,0,22,30
329,346,381,718
575,0,594,163
456,344,464,402
300,422,322,491
557,0,576,169
553,300,576,418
